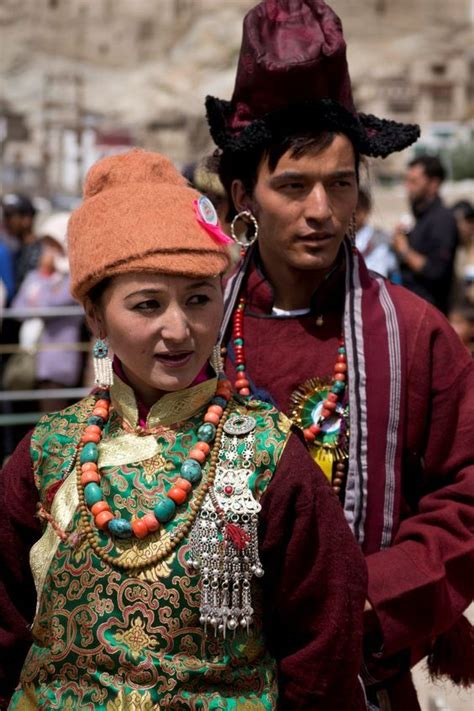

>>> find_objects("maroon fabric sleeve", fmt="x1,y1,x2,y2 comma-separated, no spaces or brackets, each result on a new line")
367,305,474,657
259,431,367,710
0,431,40,708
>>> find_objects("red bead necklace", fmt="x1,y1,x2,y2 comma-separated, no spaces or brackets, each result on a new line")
231,296,348,444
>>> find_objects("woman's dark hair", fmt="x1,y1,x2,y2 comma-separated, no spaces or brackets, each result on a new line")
88,277,112,307
217,131,361,220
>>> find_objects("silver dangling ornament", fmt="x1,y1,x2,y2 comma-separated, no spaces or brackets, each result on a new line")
230,210,259,248
92,338,114,387
210,344,223,376
188,413,263,637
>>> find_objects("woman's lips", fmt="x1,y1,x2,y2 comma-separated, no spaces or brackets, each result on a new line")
154,351,194,368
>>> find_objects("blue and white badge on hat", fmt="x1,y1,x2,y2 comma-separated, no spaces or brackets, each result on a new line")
197,195,218,226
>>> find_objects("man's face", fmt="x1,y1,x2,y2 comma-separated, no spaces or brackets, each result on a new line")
405,165,438,208
4,211,33,240
246,134,358,273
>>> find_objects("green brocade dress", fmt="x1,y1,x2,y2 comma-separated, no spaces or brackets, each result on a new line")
9,377,291,710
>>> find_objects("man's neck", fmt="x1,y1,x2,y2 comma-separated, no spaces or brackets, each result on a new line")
260,255,333,311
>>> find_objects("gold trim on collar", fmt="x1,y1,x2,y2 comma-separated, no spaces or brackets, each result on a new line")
110,376,218,430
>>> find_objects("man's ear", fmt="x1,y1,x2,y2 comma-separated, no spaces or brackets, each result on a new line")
231,179,253,214
83,298,105,339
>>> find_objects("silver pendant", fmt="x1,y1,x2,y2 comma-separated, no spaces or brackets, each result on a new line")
223,414,256,436
189,421,263,637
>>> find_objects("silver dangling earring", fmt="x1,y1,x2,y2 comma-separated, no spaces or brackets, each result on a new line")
230,210,259,248
93,338,114,387
210,344,223,375
348,212,357,253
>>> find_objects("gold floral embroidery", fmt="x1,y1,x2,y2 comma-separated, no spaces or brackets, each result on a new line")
115,615,158,659
106,689,159,710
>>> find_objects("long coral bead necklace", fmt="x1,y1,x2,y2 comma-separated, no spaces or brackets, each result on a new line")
77,375,234,570
230,296,348,493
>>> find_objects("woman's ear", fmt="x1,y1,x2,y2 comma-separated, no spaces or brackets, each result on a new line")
83,298,105,339
231,179,252,214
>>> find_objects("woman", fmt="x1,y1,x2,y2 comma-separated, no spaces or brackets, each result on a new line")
11,212,83,410
0,150,367,710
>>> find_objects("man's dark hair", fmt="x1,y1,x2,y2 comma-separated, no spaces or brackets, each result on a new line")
452,200,474,221
218,131,360,220
408,155,446,183
356,188,371,213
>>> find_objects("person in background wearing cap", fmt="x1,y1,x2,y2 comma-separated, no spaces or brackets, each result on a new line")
0,193,40,296
206,1,474,708
11,212,83,411
0,149,367,710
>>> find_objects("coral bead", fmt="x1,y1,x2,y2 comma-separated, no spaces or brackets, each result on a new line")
323,400,336,411
81,470,100,485
141,513,160,532
81,432,100,444
175,477,192,493
303,428,316,442
334,363,347,373
85,425,101,435
168,486,188,505
81,462,98,473
194,441,210,455
95,511,114,530
189,448,206,463
204,412,220,425
321,408,332,418
239,387,250,396
337,354,347,363
208,405,223,416
93,407,108,419
235,378,249,389
327,393,338,403
132,519,149,539
91,501,110,516
334,373,346,382
309,424,321,435
95,399,110,410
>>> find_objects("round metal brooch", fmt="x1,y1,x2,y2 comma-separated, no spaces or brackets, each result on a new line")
223,414,256,436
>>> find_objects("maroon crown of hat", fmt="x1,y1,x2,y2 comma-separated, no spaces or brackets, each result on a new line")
206,0,420,157
230,0,355,133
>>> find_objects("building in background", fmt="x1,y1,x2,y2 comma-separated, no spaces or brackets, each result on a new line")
0,0,473,197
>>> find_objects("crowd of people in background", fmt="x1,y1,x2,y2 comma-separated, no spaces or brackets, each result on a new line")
1,154,473,461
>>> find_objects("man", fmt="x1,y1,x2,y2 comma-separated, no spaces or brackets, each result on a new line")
1,193,40,296
392,155,458,313
355,189,399,281
206,1,474,709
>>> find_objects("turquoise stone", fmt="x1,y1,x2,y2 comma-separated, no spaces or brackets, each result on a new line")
95,389,110,400
233,338,243,346
338,347,346,354
86,415,104,428
180,459,202,484
332,382,345,394
108,518,132,538
236,364,246,372
84,482,102,507
211,396,227,408
154,497,176,523
197,423,216,443
80,442,98,464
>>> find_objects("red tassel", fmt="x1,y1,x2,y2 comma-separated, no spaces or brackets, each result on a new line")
427,615,474,687
224,523,251,550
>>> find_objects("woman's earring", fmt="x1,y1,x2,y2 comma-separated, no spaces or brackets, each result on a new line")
230,210,259,248
93,338,114,387
210,344,223,375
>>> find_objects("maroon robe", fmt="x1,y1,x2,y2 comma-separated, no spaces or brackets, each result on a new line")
224,250,474,708
0,425,367,710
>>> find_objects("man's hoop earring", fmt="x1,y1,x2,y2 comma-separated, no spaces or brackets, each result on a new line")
230,210,259,248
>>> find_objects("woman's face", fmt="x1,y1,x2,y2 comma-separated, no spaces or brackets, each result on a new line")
88,272,223,404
